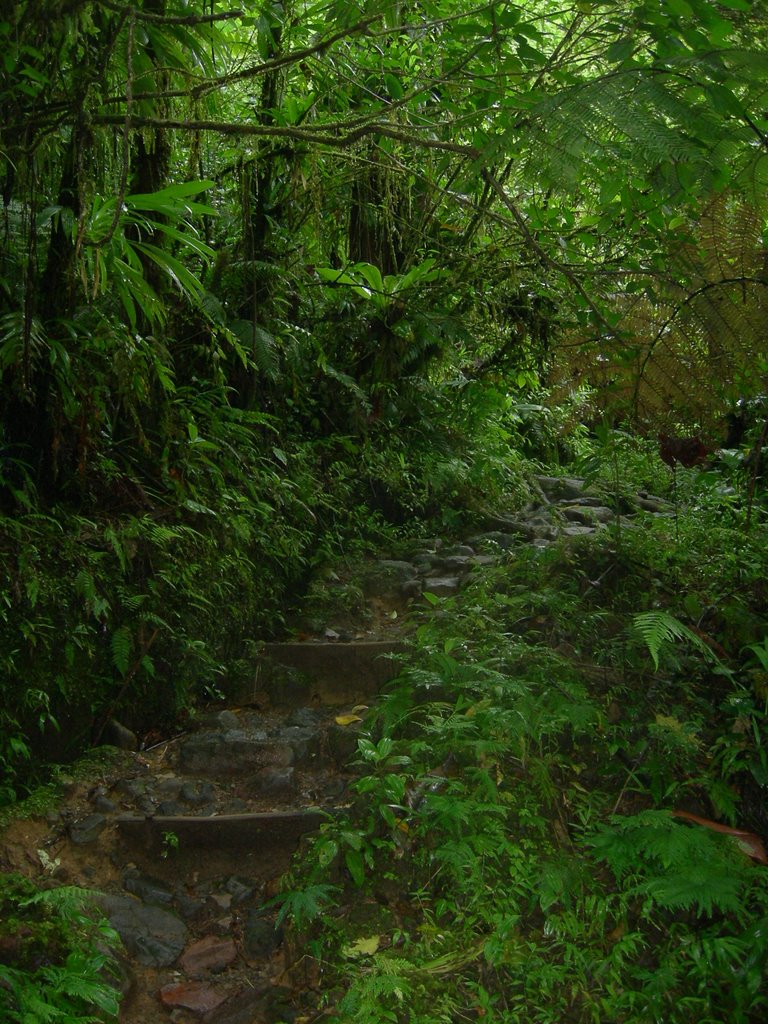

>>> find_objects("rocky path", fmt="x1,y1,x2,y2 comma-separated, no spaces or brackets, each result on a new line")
0,476,671,1023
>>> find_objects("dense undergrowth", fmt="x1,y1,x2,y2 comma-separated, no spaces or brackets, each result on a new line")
276,437,768,1024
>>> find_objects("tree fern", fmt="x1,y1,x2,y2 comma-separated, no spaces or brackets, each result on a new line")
632,610,718,670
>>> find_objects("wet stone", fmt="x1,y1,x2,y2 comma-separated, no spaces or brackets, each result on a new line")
93,794,118,814
180,781,216,806
156,799,185,816
243,911,282,959
179,934,237,975
286,708,322,729
561,525,597,537
123,870,175,907
159,980,228,1015
226,876,256,904
69,813,107,845
423,576,461,596
536,475,587,500
95,893,188,967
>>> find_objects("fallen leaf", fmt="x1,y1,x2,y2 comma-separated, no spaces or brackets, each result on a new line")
673,809,768,865
342,935,380,957
335,713,363,726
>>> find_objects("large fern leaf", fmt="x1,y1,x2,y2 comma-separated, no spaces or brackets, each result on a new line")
632,610,718,670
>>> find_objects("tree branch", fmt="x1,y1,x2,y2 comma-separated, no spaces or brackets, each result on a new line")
98,1,245,25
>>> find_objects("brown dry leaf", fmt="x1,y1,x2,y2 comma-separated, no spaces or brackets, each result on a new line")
673,809,768,865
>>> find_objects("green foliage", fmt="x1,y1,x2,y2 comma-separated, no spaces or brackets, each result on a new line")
0,874,120,1024
590,810,753,916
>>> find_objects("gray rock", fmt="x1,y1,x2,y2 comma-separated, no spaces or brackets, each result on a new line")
561,503,615,525
635,494,671,512
123,871,175,907
69,813,107,845
94,893,188,967
434,555,474,572
422,576,461,596
155,777,183,798
226,876,256,904
93,794,118,814
243,911,282,958
561,525,597,537
157,799,185,816
536,475,587,500
282,726,317,763
286,708,322,729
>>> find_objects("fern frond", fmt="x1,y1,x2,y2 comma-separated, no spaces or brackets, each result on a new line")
111,625,132,676
632,610,718,670
589,810,751,917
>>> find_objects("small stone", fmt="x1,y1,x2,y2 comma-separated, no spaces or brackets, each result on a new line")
179,934,237,975
434,555,473,572
243,911,282,958
69,813,106,845
93,794,117,813
286,708,321,728
159,980,228,1014
225,877,255,904
123,871,175,907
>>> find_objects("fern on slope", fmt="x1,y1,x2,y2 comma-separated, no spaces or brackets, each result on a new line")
632,610,718,670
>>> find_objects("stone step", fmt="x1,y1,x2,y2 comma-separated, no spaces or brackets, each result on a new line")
116,808,328,852
248,639,407,706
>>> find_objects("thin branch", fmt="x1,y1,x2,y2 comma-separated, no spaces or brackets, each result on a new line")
481,170,615,334
98,0,244,25
190,16,381,98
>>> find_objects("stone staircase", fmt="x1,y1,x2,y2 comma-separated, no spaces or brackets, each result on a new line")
0,474,673,1023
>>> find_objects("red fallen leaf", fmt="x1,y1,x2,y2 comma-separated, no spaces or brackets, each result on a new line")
672,809,768,864
658,433,712,469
